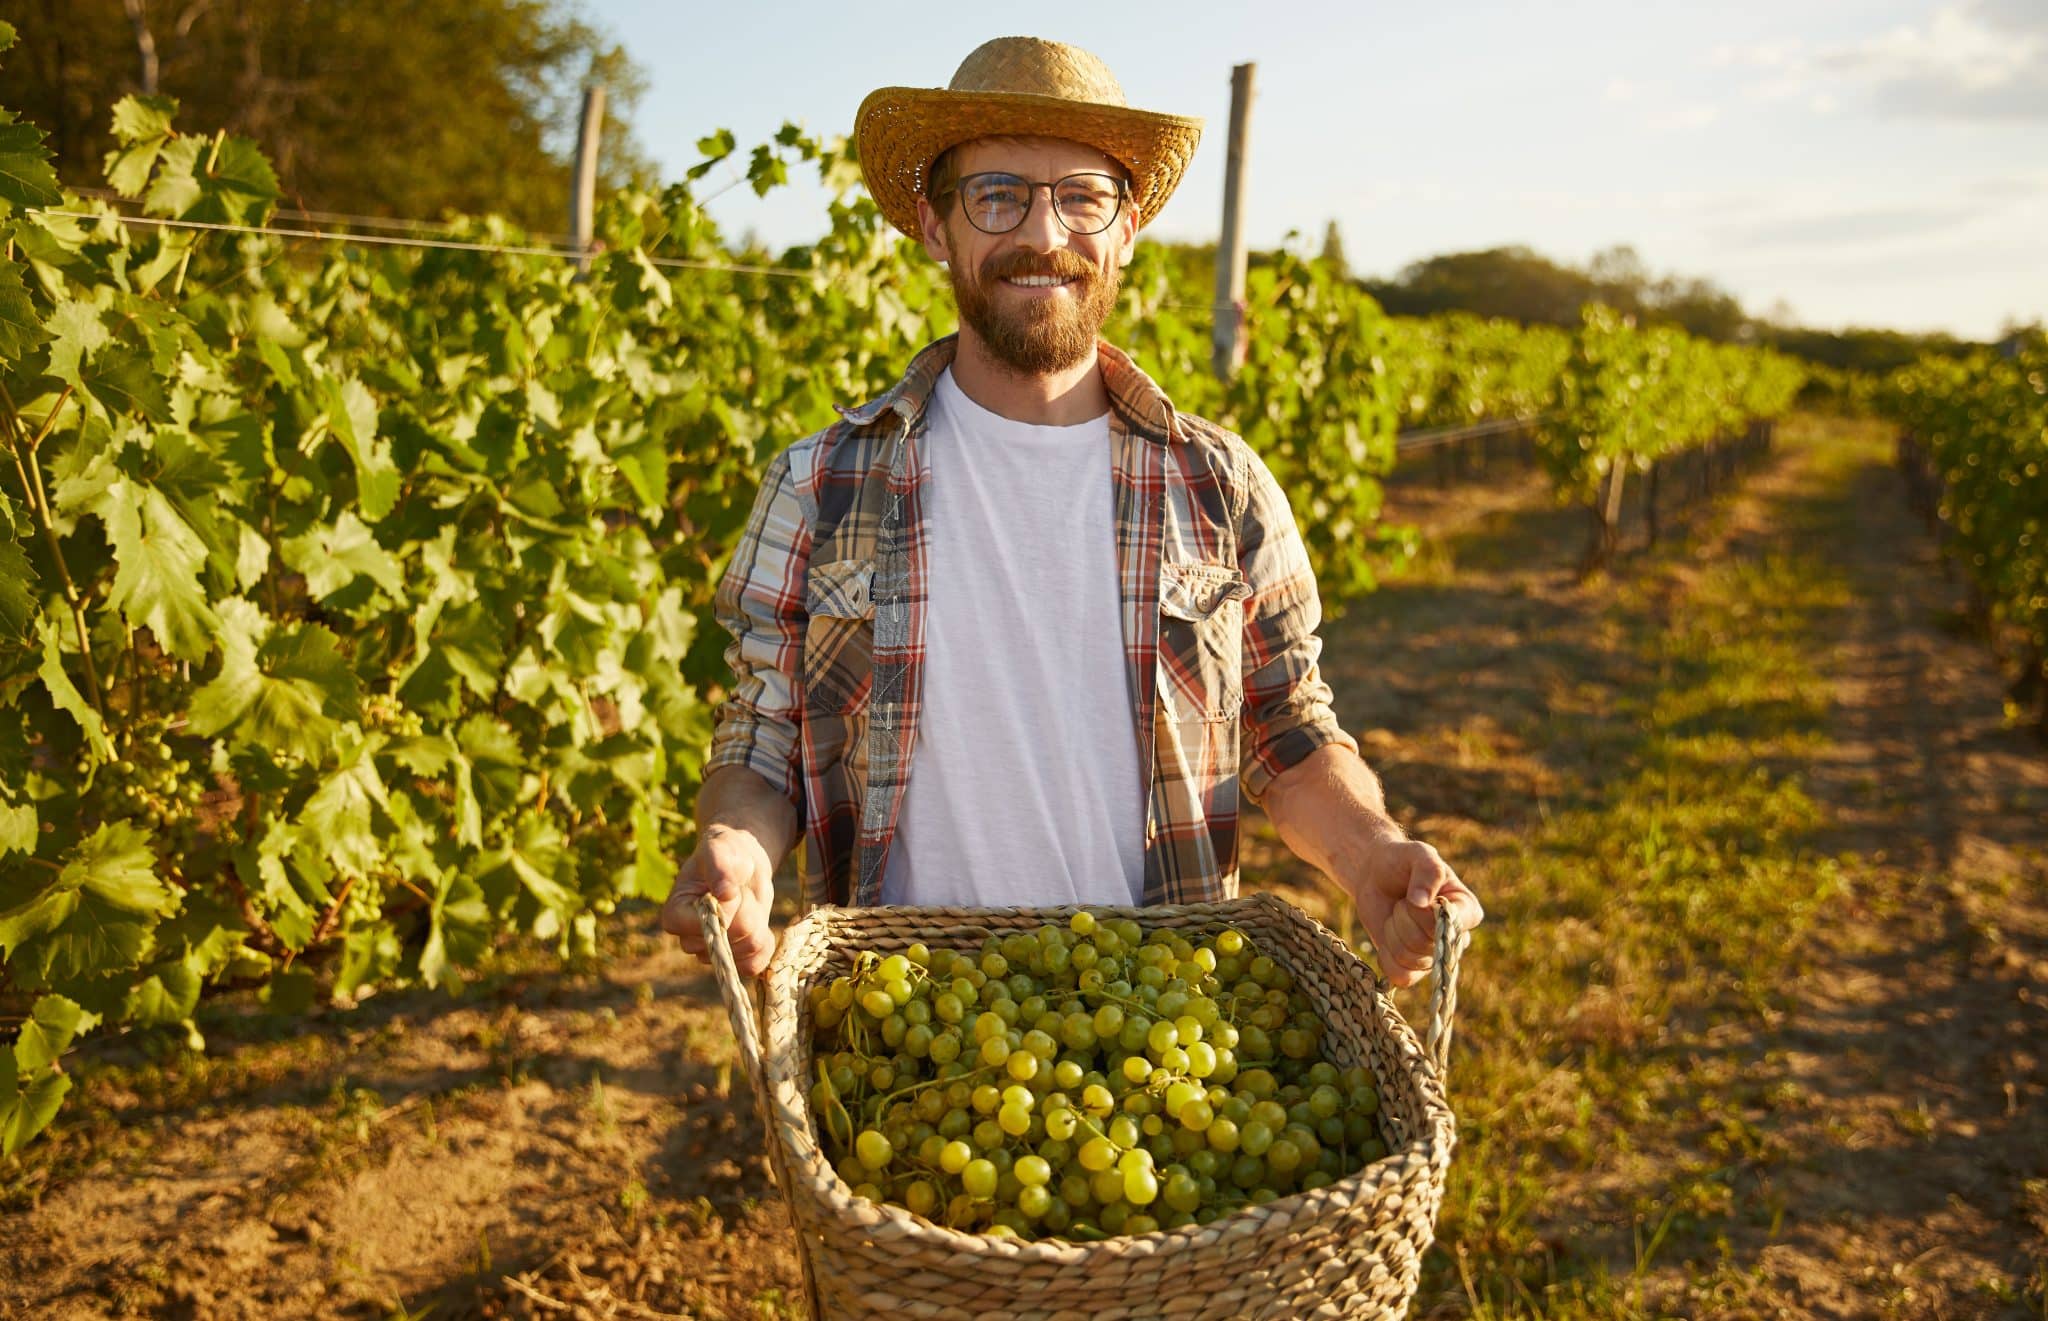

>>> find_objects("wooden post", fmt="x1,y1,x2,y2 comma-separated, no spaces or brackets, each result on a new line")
1212,63,1255,379
121,0,159,94
570,83,607,273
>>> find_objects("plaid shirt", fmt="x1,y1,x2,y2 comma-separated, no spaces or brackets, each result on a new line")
704,335,1357,910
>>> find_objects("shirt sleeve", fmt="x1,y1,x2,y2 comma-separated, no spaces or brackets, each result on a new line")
703,446,810,818
1234,441,1359,805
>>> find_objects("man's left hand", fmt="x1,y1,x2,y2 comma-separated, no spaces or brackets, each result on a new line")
1341,837,1483,989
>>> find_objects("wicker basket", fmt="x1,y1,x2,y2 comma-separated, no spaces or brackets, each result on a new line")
698,892,1465,1321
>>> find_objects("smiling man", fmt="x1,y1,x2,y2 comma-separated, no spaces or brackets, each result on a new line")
664,36,1482,985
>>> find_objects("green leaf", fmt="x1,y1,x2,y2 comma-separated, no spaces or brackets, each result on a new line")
687,128,737,180
0,1054,70,1157
14,994,89,1074
419,870,489,989
4,822,173,984
143,134,278,224
0,19,16,53
123,958,202,1026
0,118,62,211
75,346,170,421
244,820,319,951
260,966,316,1016
0,259,42,363
0,799,34,858
280,511,404,602
187,599,358,762
43,299,109,383
299,733,389,879
103,95,180,198
321,375,398,521
98,480,220,662
0,535,37,640
34,616,111,761
110,95,180,146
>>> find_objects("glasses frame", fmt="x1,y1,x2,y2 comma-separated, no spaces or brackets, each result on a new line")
938,170,1132,236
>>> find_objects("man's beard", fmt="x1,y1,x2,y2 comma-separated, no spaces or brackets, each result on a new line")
948,245,1121,376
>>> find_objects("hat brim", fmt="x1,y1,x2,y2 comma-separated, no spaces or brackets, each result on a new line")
856,87,1203,240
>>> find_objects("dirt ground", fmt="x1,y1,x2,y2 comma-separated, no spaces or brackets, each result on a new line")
1,420,2042,1319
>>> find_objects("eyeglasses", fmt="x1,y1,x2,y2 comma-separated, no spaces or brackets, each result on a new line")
939,171,1130,236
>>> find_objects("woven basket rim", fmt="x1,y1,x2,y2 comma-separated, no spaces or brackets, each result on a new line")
756,892,1458,1264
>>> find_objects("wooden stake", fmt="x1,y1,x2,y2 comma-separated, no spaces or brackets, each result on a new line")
570,84,607,274
1212,63,1255,378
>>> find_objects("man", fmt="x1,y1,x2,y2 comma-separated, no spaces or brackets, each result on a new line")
663,37,1482,985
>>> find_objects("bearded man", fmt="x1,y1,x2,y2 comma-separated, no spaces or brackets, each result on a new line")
664,37,1482,983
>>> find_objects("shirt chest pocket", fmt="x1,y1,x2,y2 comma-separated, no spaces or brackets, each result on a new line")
803,557,876,717
1157,561,1250,722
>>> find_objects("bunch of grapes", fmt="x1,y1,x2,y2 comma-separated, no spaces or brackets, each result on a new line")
82,719,206,839
805,912,1386,1242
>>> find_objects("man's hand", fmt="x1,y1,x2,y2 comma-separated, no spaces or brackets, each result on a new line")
1339,836,1483,989
661,824,778,977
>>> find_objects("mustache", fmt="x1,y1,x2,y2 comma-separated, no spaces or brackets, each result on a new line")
978,250,1095,283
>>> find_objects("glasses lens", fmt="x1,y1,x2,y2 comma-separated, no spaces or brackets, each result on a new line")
959,173,1029,233
1053,174,1123,235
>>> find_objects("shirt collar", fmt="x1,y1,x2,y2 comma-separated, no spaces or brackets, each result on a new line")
833,334,1185,444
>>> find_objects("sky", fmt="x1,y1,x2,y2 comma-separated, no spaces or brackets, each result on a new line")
581,0,2047,341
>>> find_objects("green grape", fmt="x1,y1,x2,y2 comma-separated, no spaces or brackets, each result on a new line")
856,1130,893,1171
962,1159,998,1200
1078,1137,1117,1172
940,1140,972,1174
1014,1154,1052,1187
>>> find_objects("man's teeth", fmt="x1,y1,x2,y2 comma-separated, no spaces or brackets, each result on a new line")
1006,275,1075,287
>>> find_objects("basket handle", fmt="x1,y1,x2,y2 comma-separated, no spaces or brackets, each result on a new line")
694,894,773,1119
1420,897,1467,1086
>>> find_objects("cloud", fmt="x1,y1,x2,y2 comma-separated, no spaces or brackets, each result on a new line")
1715,1,2048,121
1711,202,1980,249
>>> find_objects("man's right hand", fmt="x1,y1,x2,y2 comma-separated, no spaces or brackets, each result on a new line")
661,824,778,977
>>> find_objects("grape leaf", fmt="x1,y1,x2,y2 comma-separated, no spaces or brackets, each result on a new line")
98,480,220,662
0,1054,70,1157
122,957,202,1026
418,870,489,989
0,116,62,211
187,599,358,762
6,822,174,984
0,258,42,363
321,375,398,521
0,800,34,858
0,534,36,640
143,134,277,224
103,94,180,198
280,510,404,602
299,733,389,878
13,994,90,1074
34,617,112,760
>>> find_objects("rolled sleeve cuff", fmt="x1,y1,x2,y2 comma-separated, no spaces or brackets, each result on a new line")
705,713,805,820
1240,712,1358,806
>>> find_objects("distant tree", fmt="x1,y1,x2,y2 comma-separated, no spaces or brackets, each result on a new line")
1320,220,1348,278
0,0,654,233
1361,246,1600,326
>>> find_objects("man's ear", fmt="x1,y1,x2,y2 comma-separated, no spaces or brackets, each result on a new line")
1114,207,1140,268
917,196,952,265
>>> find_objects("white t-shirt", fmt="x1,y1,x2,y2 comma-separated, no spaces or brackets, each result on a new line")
878,368,1146,908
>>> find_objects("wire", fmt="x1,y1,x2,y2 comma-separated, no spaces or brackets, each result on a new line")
29,208,818,279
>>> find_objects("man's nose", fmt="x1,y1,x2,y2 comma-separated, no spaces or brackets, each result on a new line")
1011,184,1068,251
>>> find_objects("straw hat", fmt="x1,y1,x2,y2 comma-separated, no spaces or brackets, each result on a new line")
856,37,1204,239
